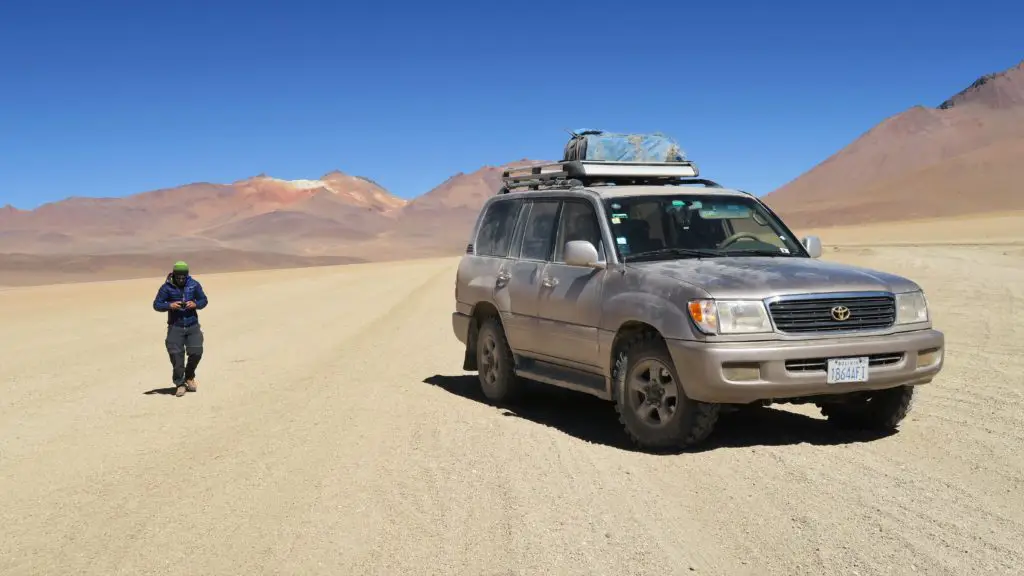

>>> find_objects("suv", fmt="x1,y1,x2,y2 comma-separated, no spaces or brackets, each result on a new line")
451,159,944,451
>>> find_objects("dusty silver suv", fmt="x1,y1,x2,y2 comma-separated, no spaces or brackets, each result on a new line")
451,159,945,451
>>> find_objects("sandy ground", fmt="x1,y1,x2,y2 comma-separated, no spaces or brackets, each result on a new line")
0,249,365,287
798,210,1024,247
2,239,1023,575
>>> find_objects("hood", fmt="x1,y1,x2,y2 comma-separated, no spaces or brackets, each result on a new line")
627,256,920,300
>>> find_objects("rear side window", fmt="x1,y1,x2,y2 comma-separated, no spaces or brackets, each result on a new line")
519,200,560,261
475,199,522,257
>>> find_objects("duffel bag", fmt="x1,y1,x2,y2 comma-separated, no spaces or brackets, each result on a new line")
562,129,687,163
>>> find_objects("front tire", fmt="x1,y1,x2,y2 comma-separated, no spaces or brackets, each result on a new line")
819,385,916,430
613,332,720,451
475,316,523,404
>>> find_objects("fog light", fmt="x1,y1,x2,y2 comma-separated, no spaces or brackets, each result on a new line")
917,347,942,368
723,363,761,381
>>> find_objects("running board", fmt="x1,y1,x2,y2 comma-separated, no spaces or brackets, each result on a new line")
514,356,610,400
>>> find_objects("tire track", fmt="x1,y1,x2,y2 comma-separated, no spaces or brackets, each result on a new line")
0,259,457,575
3,247,1023,576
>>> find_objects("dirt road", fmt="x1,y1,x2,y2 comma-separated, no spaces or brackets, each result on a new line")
2,246,1022,575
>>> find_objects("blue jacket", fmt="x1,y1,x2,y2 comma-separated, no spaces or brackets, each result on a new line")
153,273,209,327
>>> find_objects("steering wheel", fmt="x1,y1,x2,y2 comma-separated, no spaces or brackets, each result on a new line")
717,231,761,249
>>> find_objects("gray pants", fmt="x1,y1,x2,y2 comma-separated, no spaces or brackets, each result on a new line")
165,324,204,386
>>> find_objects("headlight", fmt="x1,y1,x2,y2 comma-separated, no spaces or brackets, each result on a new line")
896,290,929,324
688,299,772,335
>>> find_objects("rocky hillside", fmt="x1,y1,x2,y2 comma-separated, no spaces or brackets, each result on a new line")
762,60,1024,229
0,162,544,258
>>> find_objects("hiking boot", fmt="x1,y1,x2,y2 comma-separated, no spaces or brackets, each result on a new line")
175,385,187,397
186,379,198,393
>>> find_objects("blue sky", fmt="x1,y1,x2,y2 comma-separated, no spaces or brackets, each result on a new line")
0,0,1020,210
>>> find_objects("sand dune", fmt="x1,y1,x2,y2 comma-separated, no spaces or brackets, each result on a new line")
2,222,1022,575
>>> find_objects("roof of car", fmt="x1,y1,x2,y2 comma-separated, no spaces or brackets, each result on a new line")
585,184,751,199
494,184,752,201
497,160,756,202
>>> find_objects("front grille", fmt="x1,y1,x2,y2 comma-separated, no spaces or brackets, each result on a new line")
768,294,896,334
785,352,904,373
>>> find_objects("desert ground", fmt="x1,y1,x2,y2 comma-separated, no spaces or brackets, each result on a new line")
2,216,1023,576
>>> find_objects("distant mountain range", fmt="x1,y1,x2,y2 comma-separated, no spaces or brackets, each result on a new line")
0,160,546,260
1,59,1022,283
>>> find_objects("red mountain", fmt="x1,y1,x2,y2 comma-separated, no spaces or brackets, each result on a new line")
0,160,551,262
0,171,408,255
762,59,1024,228
389,159,552,251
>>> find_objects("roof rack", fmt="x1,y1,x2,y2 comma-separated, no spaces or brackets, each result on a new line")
498,160,720,194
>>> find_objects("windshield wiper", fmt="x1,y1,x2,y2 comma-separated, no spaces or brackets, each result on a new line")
623,247,723,262
723,248,797,257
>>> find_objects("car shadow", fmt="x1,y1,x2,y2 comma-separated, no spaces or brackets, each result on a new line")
423,374,897,454
143,386,178,396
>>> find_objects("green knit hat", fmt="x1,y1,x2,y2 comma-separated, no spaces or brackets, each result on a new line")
173,260,189,273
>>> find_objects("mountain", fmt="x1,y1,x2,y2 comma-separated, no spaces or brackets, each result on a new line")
0,160,548,268
389,159,552,252
402,159,545,213
0,171,410,256
14,58,1021,283
762,59,1024,229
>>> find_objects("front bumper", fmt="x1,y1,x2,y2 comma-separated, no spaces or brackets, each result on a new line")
667,328,945,404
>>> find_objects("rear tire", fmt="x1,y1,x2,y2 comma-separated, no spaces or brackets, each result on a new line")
819,385,916,430
475,316,523,404
612,331,720,451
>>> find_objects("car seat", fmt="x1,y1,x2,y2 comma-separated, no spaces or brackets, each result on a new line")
618,219,663,253
681,213,726,249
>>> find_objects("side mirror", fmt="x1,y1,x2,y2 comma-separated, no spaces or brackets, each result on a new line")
564,240,604,268
801,235,822,258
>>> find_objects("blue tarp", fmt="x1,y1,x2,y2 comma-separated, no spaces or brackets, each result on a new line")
567,129,687,163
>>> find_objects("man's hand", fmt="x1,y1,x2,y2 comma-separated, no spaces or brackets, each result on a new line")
169,302,183,310
185,301,197,310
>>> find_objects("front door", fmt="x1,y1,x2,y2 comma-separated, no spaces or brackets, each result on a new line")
536,199,607,369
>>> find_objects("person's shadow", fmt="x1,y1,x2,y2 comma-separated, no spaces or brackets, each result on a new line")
423,374,897,453
143,387,179,395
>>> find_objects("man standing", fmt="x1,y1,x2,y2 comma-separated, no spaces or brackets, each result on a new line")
152,261,209,397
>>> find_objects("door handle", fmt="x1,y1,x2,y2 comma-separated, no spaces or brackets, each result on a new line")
496,271,511,288
541,276,559,288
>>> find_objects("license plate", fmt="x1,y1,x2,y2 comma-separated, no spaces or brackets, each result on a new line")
827,357,869,384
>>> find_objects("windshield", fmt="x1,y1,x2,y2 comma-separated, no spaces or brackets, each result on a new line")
603,194,805,261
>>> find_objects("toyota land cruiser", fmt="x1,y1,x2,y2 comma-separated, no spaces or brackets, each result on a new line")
450,159,944,451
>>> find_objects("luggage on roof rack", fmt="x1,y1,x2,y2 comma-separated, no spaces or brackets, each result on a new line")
562,129,687,163
498,159,720,194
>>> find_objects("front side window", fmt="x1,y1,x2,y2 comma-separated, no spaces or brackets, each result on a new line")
603,195,804,261
475,199,522,257
553,200,605,263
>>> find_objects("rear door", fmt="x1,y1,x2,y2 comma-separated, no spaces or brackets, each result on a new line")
463,196,524,319
536,198,608,369
494,198,561,355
